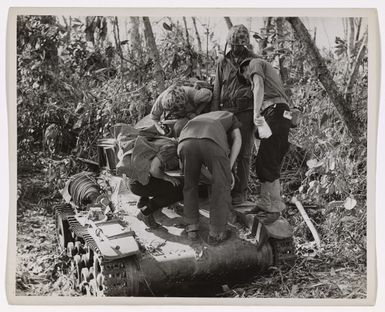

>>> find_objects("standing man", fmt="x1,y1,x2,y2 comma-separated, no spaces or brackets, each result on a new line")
178,111,242,245
211,24,256,205
239,58,292,223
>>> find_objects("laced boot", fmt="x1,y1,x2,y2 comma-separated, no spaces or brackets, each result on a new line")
185,224,200,242
270,179,286,212
137,197,149,209
249,181,280,224
207,230,230,246
136,210,160,229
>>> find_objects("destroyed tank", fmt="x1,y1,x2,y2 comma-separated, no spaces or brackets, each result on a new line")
55,118,296,297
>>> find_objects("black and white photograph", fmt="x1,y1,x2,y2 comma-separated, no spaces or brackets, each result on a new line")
5,7,379,305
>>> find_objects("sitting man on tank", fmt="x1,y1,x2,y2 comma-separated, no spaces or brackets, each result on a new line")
114,124,183,229
150,84,212,137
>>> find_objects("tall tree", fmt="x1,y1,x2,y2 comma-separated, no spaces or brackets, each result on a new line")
112,17,124,71
274,17,289,84
191,17,202,53
142,17,165,91
182,17,191,48
286,17,365,142
129,17,143,60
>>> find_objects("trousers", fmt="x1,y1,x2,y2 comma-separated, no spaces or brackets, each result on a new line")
129,176,184,215
232,110,254,198
256,103,291,182
178,138,232,233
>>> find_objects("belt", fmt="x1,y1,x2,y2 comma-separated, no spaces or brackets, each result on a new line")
220,97,253,111
260,97,288,112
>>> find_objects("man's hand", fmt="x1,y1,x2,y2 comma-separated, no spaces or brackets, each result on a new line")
154,122,166,135
254,116,264,127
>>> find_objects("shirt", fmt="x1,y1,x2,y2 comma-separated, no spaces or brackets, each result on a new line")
150,86,212,121
178,111,241,155
212,47,257,112
248,58,288,104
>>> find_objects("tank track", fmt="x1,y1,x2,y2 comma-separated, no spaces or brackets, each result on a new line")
55,204,140,296
270,237,296,267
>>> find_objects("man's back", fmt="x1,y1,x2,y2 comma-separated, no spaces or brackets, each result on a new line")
178,111,240,155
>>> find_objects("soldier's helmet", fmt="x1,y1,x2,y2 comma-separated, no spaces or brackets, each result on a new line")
162,86,187,112
226,24,250,46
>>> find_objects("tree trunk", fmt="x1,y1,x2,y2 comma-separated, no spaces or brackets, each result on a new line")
275,17,288,84
85,16,96,45
348,18,355,63
191,17,203,78
129,17,142,60
112,17,124,71
286,17,364,142
142,17,165,91
355,18,362,42
183,17,191,48
192,17,202,53
224,17,233,29
345,31,367,105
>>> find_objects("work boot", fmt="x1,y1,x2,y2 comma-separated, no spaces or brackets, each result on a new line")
136,210,160,229
270,179,286,212
248,181,280,224
257,181,273,211
137,197,149,209
184,224,200,242
207,230,230,246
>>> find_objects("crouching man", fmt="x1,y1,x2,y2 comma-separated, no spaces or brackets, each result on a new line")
178,111,242,245
239,58,292,224
150,84,212,137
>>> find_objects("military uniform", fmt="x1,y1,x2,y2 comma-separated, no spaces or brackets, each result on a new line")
150,85,212,137
178,111,242,239
242,58,292,217
211,24,257,203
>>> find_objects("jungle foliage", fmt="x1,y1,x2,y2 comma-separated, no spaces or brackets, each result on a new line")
16,16,368,298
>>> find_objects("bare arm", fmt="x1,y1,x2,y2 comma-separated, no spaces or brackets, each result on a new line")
149,156,181,186
150,93,166,134
252,74,265,126
229,128,242,170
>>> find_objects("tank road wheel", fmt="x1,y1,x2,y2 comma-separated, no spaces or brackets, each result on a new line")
93,257,105,295
67,242,75,257
75,241,85,255
81,253,91,267
79,268,91,295
56,211,72,251
89,279,99,296
122,258,140,296
96,273,105,294
73,254,84,288
81,267,91,282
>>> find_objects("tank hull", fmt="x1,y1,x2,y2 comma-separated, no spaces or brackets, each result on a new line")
56,175,293,296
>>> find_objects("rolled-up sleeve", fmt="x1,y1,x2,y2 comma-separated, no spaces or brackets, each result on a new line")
194,88,212,105
249,59,265,80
